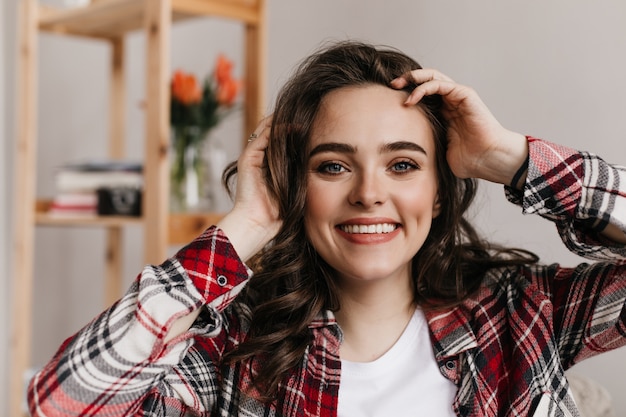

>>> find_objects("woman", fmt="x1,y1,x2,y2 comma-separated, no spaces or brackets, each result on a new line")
29,41,626,416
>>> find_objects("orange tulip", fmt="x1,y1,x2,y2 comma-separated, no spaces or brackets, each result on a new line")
216,76,241,106
215,54,234,85
171,70,202,105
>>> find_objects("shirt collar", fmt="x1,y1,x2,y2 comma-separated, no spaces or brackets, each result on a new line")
424,305,478,359
308,309,337,329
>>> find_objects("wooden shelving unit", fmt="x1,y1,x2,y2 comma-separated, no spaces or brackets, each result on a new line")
10,0,266,415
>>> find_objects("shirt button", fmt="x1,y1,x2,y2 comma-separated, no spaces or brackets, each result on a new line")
445,360,456,370
216,275,228,287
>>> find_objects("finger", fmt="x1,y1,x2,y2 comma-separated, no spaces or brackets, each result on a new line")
246,117,272,156
244,133,269,161
247,116,272,143
408,68,455,84
390,68,454,89
389,77,409,88
404,79,467,106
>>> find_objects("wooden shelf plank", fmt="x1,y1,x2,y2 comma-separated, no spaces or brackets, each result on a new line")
36,212,144,227
168,211,223,245
38,0,146,38
172,0,259,24
35,200,222,244
35,200,143,226
38,0,259,38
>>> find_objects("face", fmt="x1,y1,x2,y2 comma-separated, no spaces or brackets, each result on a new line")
304,84,441,287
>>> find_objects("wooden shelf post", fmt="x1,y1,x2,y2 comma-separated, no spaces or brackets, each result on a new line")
10,0,38,415
143,0,171,264
244,0,267,135
104,35,126,306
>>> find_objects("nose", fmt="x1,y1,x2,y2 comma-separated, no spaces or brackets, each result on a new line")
348,170,387,207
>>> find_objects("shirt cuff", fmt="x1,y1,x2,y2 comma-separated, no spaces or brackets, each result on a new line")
174,225,252,310
505,137,584,220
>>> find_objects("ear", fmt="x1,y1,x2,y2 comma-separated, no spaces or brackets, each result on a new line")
432,193,442,219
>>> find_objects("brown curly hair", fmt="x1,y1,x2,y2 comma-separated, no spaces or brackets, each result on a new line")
222,40,537,400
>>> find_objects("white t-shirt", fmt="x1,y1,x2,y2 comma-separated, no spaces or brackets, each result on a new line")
337,309,457,416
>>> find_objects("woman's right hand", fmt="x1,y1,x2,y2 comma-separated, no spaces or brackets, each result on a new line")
390,69,528,186
217,116,282,261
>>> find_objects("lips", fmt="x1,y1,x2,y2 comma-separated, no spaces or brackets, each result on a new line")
335,218,401,244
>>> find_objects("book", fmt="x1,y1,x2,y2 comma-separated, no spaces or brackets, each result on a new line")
49,160,144,217
49,192,98,216
59,160,142,173
55,160,143,193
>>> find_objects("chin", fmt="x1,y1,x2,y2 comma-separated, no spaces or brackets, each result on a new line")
336,264,409,283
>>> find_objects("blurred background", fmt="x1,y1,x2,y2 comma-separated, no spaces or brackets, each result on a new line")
2,1,626,415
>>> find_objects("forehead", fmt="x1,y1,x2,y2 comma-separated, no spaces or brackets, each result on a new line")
310,84,436,153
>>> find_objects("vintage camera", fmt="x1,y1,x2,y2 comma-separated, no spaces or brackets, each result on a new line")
97,187,142,216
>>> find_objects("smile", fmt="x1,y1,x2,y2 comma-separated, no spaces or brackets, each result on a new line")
339,223,398,234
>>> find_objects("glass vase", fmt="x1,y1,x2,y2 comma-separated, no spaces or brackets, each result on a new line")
204,138,229,212
170,126,206,212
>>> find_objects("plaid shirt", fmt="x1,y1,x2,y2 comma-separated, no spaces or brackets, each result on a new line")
29,138,626,417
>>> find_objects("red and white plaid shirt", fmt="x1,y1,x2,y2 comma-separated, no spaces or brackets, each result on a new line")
29,138,626,416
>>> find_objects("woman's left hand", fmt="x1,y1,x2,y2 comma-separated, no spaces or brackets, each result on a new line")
390,69,528,186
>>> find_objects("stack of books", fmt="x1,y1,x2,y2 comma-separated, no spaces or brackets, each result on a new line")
50,160,143,216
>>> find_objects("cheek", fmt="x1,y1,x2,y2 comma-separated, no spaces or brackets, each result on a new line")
304,180,344,255
305,181,331,221
398,181,439,217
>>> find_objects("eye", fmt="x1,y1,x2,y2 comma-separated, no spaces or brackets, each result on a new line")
317,161,348,175
390,159,420,173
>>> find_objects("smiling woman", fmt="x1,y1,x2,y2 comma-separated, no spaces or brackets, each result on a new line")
28,41,626,417
219,43,539,405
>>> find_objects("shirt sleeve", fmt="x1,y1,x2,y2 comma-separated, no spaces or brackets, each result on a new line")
505,137,626,260
28,225,252,417
506,137,626,365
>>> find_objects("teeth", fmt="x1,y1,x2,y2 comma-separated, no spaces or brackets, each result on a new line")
340,223,397,234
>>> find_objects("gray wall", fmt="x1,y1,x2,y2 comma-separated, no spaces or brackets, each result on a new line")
3,1,626,415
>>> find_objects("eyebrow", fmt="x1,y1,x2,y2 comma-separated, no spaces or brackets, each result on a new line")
381,141,428,156
308,140,428,158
